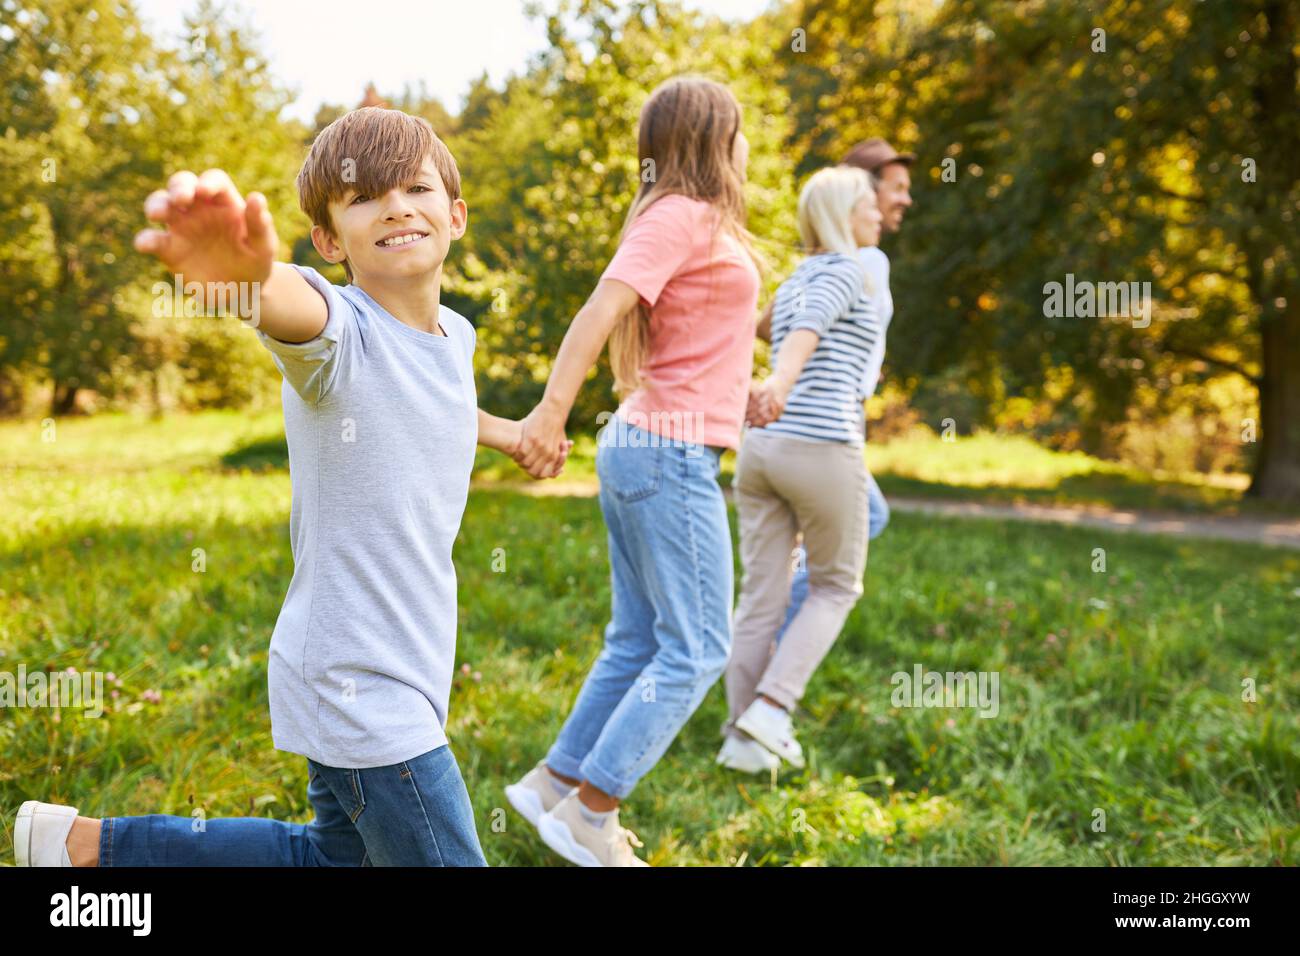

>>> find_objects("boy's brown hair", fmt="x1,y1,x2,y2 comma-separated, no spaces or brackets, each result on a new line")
296,107,462,280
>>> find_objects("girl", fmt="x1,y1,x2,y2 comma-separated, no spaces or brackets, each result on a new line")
721,165,883,773
504,76,762,866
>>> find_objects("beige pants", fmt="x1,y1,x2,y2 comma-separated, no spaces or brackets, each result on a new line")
726,429,869,728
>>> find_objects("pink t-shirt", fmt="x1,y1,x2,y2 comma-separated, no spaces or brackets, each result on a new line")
600,194,761,450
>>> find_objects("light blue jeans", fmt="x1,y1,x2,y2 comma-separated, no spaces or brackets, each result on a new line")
99,744,486,866
545,418,733,799
780,468,887,639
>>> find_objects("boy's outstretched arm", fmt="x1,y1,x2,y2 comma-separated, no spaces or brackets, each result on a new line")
134,169,327,343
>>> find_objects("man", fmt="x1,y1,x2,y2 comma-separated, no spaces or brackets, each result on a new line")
761,137,914,637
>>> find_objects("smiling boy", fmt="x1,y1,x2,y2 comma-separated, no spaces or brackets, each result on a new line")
14,108,561,868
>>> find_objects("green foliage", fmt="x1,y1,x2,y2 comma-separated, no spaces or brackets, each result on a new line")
0,0,304,413
773,0,1297,494
0,0,174,408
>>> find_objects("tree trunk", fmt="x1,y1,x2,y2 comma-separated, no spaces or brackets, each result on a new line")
0,370,22,416
1242,0,1299,504
51,382,79,416
1249,300,1300,503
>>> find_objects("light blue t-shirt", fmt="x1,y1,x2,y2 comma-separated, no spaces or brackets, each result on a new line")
255,264,477,768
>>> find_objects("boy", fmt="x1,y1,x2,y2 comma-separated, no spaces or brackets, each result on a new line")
15,108,565,867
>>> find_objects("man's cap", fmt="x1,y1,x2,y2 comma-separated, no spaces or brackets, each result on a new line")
842,138,916,173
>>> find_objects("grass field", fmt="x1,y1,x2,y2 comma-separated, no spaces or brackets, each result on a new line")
2,411,1298,865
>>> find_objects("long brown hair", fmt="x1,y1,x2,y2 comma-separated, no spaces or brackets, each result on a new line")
609,76,763,395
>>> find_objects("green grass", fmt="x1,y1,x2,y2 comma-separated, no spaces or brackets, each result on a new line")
1,410,1298,865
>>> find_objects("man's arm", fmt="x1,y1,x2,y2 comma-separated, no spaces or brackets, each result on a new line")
134,169,327,343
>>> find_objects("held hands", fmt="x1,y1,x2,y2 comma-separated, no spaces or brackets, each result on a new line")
746,376,791,427
133,169,279,287
498,418,571,479
514,401,571,479
507,429,573,479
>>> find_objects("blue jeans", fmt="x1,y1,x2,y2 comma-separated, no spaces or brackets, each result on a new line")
545,418,733,799
779,468,887,639
99,744,486,866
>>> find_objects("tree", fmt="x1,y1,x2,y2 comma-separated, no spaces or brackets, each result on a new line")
0,0,307,414
774,0,1299,500
0,0,175,412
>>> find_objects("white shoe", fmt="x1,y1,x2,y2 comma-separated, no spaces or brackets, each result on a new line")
15,801,80,866
505,762,576,829
735,700,806,768
716,735,780,774
537,792,649,867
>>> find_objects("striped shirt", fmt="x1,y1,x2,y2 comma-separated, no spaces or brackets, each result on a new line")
761,252,882,446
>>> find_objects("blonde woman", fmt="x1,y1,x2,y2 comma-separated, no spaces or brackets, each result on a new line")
720,165,883,773
505,76,763,865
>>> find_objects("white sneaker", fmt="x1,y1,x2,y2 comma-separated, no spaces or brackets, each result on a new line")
504,762,576,829
537,792,649,867
15,801,80,866
716,734,780,774
735,699,806,768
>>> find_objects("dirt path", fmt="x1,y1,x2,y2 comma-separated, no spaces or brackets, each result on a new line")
475,479,1300,550
883,497,1300,550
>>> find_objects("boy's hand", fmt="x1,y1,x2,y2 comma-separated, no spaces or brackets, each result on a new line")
134,169,278,287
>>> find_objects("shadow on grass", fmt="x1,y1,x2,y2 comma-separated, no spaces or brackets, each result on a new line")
220,436,289,472
872,470,1281,516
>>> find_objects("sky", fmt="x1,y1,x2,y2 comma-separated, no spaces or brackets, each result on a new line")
132,0,772,123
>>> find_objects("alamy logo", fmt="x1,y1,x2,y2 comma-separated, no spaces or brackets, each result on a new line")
596,410,707,457
50,886,151,936
152,275,261,327
891,665,1000,718
0,666,103,717
1042,274,1151,328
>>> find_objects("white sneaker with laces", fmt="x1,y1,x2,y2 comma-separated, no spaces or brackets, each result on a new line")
504,762,576,829
735,699,806,768
537,792,649,867
716,734,780,774
15,801,80,867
